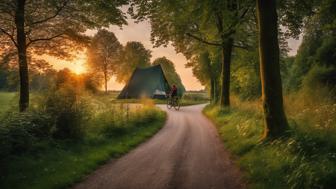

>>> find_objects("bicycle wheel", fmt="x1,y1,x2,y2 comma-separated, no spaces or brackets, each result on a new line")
174,98,180,110
167,98,172,109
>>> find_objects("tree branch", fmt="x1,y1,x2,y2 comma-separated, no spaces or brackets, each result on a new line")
0,27,18,47
221,0,254,37
27,33,64,47
186,33,222,47
233,44,252,51
27,0,69,26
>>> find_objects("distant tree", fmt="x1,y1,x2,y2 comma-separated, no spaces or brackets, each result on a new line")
152,57,186,95
87,30,123,93
116,41,151,83
0,0,128,111
186,51,221,103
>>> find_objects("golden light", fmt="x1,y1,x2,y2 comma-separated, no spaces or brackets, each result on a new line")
72,59,87,75
41,51,88,75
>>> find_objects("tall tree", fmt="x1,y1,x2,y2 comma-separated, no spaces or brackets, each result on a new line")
0,0,128,111
256,0,288,138
152,57,186,95
130,0,253,107
116,41,151,83
87,29,123,93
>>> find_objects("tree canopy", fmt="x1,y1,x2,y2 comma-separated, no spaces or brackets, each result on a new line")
87,29,123,93
116,41,151,83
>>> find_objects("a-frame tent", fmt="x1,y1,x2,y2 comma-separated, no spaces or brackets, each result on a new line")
117,64,171,99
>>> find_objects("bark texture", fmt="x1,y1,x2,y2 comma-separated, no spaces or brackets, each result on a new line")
15,0,29,112
256,0,289,138
220,38,234,107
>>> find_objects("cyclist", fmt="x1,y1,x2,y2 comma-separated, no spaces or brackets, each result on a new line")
167,84,180,110
169,84,178,99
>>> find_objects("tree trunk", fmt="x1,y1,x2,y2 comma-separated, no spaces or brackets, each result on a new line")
104,71,108,93
214,78,219,103
15,0,29,112
210,77,214,103
220,38,234,108
256,0,289,138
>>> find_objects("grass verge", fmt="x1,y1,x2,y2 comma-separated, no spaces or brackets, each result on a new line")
0,109,166,189
204,103,336,189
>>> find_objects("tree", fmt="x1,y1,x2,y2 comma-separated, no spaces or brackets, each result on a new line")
256,0,289,138
87,29,123,93
130,0,254,107
0,0,128,111
152,57,186,95
116,41,151,83
186,51,221,103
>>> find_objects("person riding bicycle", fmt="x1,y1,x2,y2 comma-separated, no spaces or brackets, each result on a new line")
167,84,180,110
169,84,178,99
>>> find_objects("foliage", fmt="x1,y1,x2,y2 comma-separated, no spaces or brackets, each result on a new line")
186,51,221,102
87,29,123,92
45,85,91,139
0,0,129,110
204,93,336,189
0,90,166,189
0,111,52,155
0,0,128,62
284,0,336,91
116,41,151,83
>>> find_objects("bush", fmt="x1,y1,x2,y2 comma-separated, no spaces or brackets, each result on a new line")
302,66,336,92
45,84,91,139
0,111,52,155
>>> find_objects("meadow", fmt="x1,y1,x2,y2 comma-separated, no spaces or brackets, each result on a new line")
0,91,166,189
204,91,336,189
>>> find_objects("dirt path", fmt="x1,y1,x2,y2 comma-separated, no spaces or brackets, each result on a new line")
73,104,245,189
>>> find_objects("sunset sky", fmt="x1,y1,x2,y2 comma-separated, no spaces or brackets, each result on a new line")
48,19,302,91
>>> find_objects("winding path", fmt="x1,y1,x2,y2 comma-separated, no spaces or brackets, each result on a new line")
73,104,245,189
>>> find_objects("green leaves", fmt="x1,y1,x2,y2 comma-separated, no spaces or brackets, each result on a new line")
116,41,152,83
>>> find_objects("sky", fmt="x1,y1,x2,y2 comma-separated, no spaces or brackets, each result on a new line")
47,19,302,91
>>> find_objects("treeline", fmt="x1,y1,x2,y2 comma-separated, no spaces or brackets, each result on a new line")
129,0,336,139
87,29,185,94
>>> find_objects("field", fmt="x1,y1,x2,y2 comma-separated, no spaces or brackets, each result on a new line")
0,91,166,189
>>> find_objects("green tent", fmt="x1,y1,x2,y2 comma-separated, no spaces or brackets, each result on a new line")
117,64,171,99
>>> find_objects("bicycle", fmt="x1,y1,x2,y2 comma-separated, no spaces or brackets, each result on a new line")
166,95,180,110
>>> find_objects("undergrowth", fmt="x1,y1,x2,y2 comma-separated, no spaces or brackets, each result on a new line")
204,93,336,189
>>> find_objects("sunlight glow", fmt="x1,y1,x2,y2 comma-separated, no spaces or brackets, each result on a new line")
41,51,88,75
72,59,87,75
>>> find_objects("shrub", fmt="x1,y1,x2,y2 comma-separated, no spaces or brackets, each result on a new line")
302,65,336,91
0,111,52,155
45,84,91,139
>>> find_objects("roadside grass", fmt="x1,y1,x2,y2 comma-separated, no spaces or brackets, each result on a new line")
0,92,17,116
1,113,165,189
0,91,166,189
204,95,336,189
111,92,209,106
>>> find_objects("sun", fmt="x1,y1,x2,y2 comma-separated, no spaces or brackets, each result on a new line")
72,61,86,74
71,54,87,74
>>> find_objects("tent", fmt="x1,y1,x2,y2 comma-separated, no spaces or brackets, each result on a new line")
117,64,171,99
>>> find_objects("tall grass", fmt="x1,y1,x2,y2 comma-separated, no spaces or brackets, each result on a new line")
0,90,166,189
204,88,336,189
